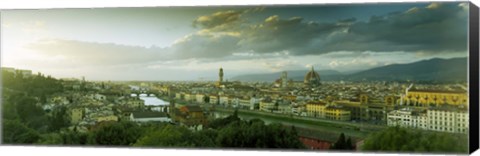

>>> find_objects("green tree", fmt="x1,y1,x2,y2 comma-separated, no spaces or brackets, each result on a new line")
361,126,468,153
331,133,355,150
2,119,41,144
36,133,63,145
134,124,192,147
88,121,142,146
48,106,70,132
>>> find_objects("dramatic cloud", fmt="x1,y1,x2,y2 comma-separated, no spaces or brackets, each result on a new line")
325,2,469,53
26,2,469,66
177,2,468,59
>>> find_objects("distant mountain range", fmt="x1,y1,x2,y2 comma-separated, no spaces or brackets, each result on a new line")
230,57,468,82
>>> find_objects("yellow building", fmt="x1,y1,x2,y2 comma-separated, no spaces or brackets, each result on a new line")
260,99,275,112
96,115,119,122
334,100,363,120
306,101,351,121
405,89,467,107
284,95,297,101
335,94,394,122
306,101,327,118
324,106,351,121
70,108,84,124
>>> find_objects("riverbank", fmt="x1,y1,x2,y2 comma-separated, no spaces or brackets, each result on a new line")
213,107,386,142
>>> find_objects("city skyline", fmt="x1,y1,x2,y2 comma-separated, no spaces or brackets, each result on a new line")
1,2,469,81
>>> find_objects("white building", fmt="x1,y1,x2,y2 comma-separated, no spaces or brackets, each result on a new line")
387,106,468,134
250,97,260,110
427,108,469,133
387,108,427,130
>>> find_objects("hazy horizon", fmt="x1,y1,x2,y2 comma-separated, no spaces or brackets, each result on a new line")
1,2,469,81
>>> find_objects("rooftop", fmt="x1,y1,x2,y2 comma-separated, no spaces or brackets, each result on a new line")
408,89,466,94
131,112,168,118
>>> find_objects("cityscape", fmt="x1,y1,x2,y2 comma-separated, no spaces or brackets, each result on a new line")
1,2,471,154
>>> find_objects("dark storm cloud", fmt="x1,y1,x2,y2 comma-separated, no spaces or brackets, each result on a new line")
238,15,343,54
179,2,468,59
325,2,469,53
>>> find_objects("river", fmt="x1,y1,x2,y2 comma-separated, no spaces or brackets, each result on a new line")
130,93,169,106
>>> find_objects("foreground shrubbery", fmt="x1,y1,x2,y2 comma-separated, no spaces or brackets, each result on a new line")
361,126,468,153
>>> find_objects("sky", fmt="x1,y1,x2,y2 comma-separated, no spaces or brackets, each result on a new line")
0,2,469,81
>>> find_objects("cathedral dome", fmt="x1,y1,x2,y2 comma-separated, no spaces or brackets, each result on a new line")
304,66,321,86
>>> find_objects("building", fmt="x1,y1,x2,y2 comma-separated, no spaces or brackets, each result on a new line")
324,106,351,121
334,101,363,121
219,95,229,105
176,105,207,128
387,106,469,134
387,108,427,129
196,94,205,103
175,93,183,100
239,97,251,109
216,67,224,87
304,66,321,87
130,112,171,123
250,97,260,110
260,99,275,112
277,103,291,114
404,89,468,108
306,101,327,118
125,98,144,109
209,95,219,105
96,115,119,123
70,108,84,124
299,136,332,150
427,106,469,133
335,94,394,123
274,71,290,88
184,93,195,102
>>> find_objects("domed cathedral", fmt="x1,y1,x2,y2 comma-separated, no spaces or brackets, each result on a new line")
304,66,321,87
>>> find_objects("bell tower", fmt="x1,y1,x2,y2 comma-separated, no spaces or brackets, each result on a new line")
219,68,224,83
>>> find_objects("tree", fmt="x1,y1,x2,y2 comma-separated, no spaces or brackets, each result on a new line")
48,106,69,132
36,133,63,145
330,133,355,150
215,119,305,149
207,111,240,129
134,124,192,147
203,96,210,104
2,119,41,144
88,121,143,146
361,126,468,153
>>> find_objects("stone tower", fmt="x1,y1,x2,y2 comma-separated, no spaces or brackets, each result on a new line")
219,68,224,83
281,71,288,88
